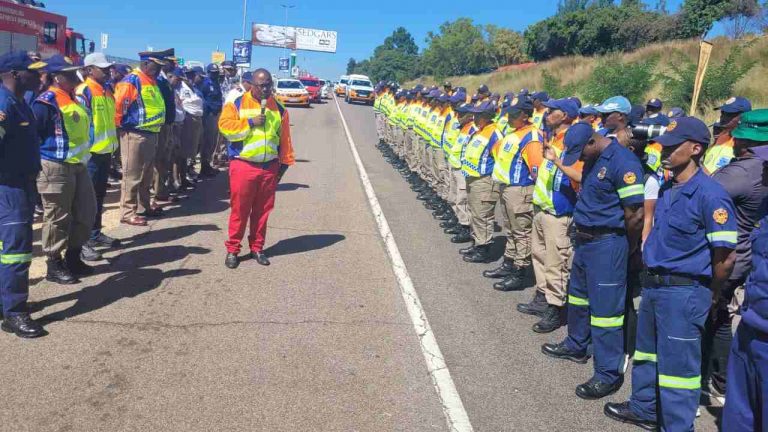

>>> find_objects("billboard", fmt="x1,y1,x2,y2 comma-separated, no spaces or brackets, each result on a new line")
232,39,252,66
211,51,225,64
252,23,337,53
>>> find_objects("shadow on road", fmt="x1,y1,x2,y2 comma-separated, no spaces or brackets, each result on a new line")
120,224,220,250
263,234,345,257
277,183,310,192
294,159,311,163
34,268,202,323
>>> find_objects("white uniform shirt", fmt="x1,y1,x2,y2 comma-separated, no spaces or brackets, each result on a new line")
178,81,204,117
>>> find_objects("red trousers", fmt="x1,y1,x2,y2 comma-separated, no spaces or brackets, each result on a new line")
226,159,278,254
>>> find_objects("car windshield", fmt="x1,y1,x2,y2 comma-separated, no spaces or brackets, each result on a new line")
278,81,304,89
300,80,319,87
341,79,349,84
351,80,372,87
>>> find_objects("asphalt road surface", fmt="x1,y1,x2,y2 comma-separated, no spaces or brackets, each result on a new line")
1,97,721,432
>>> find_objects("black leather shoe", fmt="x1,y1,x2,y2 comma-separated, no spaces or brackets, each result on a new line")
604,402,657,431
80,244,103,262
459,243,477,255
463,245,492,263
90,233,121,247
1,313,46,338
45,256,79,285
451,229,472,243
541,341,590,364
483,260,515,279
576,376,624,400
517,291,548,316
251,251,271,266
440,217,458,229
225,253,239,269
493,269,528,291
444,225,462,235
417,191,434,201
436,211,453,221
432,206,448,217
533,305,566,333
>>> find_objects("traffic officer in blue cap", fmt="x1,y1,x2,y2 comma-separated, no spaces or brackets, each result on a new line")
531,91,549,130
196,63,223,177
721,110,768,431
460,100,503,263
579,105,602,130
641,98,670,126
595,96,632,146
702,96,752,174
0,51,46,338
543,122,645,400
605,117,738,431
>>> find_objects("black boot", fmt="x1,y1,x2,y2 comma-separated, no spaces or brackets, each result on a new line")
444,224,462,235
436,210,454,221
603,402,657,431
483,259,515,279
533,304,566,333
493,265,532,291
417,191,434,201
576,376,624,400
451,228,472,244
65,248,95,276
517,290,548,316
459,243,476,255
463,244,492,263
46,255,79,285
541,341,590,364
1,313,46,338
440,217,458,229
225,253,239,269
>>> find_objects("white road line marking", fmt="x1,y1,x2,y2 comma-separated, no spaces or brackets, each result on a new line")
333,96,473,432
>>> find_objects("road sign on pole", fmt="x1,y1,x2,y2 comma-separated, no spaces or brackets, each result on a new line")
279,57,289,71
291,65,299,77
100,33,108,50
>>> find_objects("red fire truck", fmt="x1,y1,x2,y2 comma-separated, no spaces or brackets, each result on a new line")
0,0,92,62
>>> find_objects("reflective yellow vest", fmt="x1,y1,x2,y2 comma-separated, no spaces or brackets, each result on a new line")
492,124,542,186
76,78,118,155
232,95,283,163
446,122,476,169
702,133,734,174
531,108,547,130
36,87,92,164
461,123,500,177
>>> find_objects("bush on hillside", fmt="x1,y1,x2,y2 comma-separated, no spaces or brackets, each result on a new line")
540,70,580,99
580,55,660,104
658,41,757,110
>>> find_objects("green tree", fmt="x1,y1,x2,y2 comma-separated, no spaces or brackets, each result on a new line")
377,26,419,56
348,27,420,82
678,0,734,37
421,18,493,78
486,25,530,66
346,58,357,75
580,55,660,103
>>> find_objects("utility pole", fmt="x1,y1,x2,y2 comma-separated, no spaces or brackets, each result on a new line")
242,0,248,40
281,4,295,76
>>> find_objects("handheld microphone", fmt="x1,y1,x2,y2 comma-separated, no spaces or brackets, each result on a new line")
260,98,267,115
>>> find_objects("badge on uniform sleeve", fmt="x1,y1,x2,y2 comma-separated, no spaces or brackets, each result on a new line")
667,121,677,131
597,166,607,180
623,172,637,184
0,111,6,122
713,208,729,225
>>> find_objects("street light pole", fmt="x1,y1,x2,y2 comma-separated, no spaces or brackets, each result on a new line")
280,4,295,76
242,0,248,40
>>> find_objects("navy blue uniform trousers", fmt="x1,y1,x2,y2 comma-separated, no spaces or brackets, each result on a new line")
0,179,34,316
565,233,628,385
722,322,768,431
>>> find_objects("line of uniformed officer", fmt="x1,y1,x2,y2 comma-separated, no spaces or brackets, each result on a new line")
374,82,765,430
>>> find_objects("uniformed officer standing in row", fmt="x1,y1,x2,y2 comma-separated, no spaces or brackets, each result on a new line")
720,110,768,430
33,55,97,285
702,96,752,174
0,51,47,338
640,98,670,126
543,123,645,400
605,117,738,431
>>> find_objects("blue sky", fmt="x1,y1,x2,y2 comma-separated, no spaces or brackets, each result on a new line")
58,0,684,80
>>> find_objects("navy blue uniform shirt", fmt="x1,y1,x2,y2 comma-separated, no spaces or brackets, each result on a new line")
157,74,176,126
643,169,738,278
198,77,222,116
0,85,40,179
742,214,768,333
574,139,645,229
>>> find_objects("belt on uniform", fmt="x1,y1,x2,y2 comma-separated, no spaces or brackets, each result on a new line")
574,225,625,242
640,270,710,288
